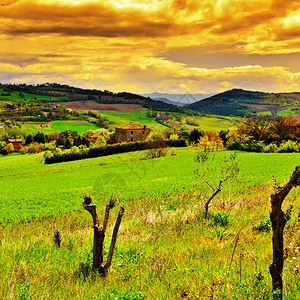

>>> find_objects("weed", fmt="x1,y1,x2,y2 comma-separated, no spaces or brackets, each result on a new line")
108,286,146,300
17,282,31,300
210,212,230,227
252,218,271,233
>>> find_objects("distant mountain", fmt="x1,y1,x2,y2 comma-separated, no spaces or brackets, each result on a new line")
141,92,215,105
186,89,300,117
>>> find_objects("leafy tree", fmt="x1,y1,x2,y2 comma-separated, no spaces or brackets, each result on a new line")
239,116,271,141
65,137,73,149
25,134,33,145
189,128,204,144
4,143,14,154
177,126,190,140
33,132,45,143
73,136,82,147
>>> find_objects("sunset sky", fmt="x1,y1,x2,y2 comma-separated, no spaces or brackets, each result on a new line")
0,0,299,94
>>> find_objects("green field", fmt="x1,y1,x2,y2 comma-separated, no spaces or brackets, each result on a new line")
22,120,99,134
0,89,64,102
96,110,239,131
0,149,298,222
0,149,300,299
97,110,166,130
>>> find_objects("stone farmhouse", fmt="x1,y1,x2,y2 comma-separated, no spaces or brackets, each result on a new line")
115,123,151,143
6,139,24,150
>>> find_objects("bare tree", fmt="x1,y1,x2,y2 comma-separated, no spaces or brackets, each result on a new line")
194,151,239,218
240,116,271,141
271,116,300,141
269,165,300,300
83,194,124,275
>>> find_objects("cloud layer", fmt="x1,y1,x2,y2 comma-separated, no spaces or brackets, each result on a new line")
0,0,299,93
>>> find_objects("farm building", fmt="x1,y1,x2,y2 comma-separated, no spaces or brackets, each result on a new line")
6,139,24,150
156,112,169,121
115,123,151,143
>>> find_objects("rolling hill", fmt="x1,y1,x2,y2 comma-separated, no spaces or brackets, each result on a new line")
186,89,300,116
0,83,183,113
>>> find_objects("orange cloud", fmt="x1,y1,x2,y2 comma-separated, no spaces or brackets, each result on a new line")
0,0,299,93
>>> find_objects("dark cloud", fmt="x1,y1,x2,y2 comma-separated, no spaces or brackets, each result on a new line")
275,28,300,41
164,47,300,72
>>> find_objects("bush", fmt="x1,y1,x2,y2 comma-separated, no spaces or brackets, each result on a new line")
210,212,230,227
263,143,278,153
27,142,44,153
108,286,146,300
146,147,168,159
278,140,298,153
252,218,271,233
45,139,187,164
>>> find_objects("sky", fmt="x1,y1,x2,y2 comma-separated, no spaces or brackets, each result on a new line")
0,0,299,94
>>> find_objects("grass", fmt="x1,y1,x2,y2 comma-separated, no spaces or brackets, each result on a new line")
0,149,298,222
21,120,99,134
277,109,299,116
0,89,63,102
93,110,239,131
182,115,240,131
0,149,299,299
97,110,166,130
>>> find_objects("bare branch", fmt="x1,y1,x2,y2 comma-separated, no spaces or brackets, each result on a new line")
83,204,98,226
104,207,125,271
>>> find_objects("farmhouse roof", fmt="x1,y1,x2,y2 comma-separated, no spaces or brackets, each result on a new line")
116,123,148,130
7,139,24,143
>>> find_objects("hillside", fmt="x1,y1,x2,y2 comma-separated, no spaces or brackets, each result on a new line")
0,83,183,113
186,88,300,117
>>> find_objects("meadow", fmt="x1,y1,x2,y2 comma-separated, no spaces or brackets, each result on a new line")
0,149,299,299
0,89,64,102
97,110,239,131
97,110,166,130
21,121,99,134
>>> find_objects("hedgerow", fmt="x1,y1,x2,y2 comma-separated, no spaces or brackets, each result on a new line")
44,139,187,164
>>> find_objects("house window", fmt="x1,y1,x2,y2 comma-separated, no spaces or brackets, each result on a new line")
131,138,133,141
131,131,133,135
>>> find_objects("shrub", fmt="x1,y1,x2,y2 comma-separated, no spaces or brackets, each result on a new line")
27,142,44,153
252,218,271,233
20,146,29,154
43,150,52,160
278,140,298,153
146,147,168,159
263,143,278,153
3,143,14,154
69,146,80,155
108,286,146,300
210,212,230,227
45,139,187,164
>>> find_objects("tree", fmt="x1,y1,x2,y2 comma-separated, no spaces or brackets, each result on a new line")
25,134,33,145
33,132,45,144
194,150,239,218
189,128,204,144
177,126,190,140
83,194,124,275
239,116,271,141
65,137,72,149
4,143,14,154
271,117,299,141
269,165,300,300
